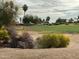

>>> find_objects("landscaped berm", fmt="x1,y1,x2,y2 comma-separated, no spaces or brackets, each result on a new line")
1,31,79,59
1,0,79,59
0,33,77,59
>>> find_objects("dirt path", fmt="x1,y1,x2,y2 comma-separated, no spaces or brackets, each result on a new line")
0,48,79,59
68,34,79,48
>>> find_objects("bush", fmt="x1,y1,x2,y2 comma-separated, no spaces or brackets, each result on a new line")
36,34,70,48
0,27,10,47
16,32,34,49
58,35,70,47
8,27,34,49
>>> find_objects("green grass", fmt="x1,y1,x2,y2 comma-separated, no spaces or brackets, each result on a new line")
17,24,79,33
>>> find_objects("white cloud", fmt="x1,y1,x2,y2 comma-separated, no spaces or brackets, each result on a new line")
14,0,79,21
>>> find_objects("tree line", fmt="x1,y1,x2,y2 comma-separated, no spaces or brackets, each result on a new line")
0,0,79,27
22,4,79,25
22,15,79,25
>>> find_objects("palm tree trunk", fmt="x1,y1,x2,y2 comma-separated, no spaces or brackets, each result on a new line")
23,11,26,32
24,11,25,17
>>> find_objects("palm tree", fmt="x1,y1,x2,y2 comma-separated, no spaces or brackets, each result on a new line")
22,4,28,32
46,16,50,24
22,4,28,17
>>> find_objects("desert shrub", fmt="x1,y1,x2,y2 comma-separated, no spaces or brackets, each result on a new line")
17,32,34,49
0,27,10,47
9,29,34,49
36,34,60,48
10,35,19,48
36,34,70,48
58,35,70,47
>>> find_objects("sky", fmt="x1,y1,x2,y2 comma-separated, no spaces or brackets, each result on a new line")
14,0,79,22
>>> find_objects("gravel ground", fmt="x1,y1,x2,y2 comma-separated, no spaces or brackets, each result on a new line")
0,48,79,59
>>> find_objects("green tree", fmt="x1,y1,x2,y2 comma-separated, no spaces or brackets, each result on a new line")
23,15,42,25
22,4,28,17
31,16,42,24
23,15,33,25
46,16,50,23
33,16,39,24
0,1,19,37
0,1,18,27
56,18,66,24
69,18,74,23
23,15,30,25
77,16,79,23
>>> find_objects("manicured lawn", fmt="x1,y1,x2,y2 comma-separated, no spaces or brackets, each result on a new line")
23,24,79,33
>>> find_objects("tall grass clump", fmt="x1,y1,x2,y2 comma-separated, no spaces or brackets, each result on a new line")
36,34,70,48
